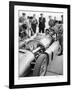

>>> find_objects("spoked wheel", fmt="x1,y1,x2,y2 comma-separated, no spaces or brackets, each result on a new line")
33,54,48,76
39,58,47,76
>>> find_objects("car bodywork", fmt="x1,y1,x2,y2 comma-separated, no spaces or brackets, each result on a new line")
19,33,62,77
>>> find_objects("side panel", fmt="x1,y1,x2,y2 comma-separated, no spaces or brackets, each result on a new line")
45,41,60,64
19,50,35,76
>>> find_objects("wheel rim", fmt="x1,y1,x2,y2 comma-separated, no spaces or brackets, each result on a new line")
39,58,47,76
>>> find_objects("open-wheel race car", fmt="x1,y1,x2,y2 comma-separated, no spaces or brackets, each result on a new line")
19,28,63,77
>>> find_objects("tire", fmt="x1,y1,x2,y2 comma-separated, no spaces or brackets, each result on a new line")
58,36,63,56
33,54,48,76
57,44,63,56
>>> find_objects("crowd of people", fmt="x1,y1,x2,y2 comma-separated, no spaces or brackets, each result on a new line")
19,12,63,40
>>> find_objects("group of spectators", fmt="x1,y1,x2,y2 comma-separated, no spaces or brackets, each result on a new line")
19,12,63,40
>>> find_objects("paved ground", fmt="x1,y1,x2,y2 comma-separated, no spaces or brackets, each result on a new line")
46,55,63,76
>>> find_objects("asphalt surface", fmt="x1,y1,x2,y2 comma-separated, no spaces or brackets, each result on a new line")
46,55,63,76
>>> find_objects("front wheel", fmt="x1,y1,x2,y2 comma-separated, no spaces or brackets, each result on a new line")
33,54,48,76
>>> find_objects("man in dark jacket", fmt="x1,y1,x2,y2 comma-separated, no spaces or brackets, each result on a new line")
54,16,58,25
58,15,63,24
48,16,55,27
31,14,38,34
39,14,46,33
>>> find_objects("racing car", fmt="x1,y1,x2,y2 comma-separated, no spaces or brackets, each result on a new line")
19,29,63,77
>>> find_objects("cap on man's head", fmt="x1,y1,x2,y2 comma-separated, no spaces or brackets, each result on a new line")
49,16,51,17
40,13,43,15
22,13,26,16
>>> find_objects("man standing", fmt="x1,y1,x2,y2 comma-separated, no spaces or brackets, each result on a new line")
19,13,26,24
31,14,38,34
48,16,55,28
19,13,29,39
59,15,63,24
54,16,58,25
39,13,46,33
19,13,28,29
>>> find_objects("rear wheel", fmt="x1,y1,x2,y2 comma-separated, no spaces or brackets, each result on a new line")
33,54,48,76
